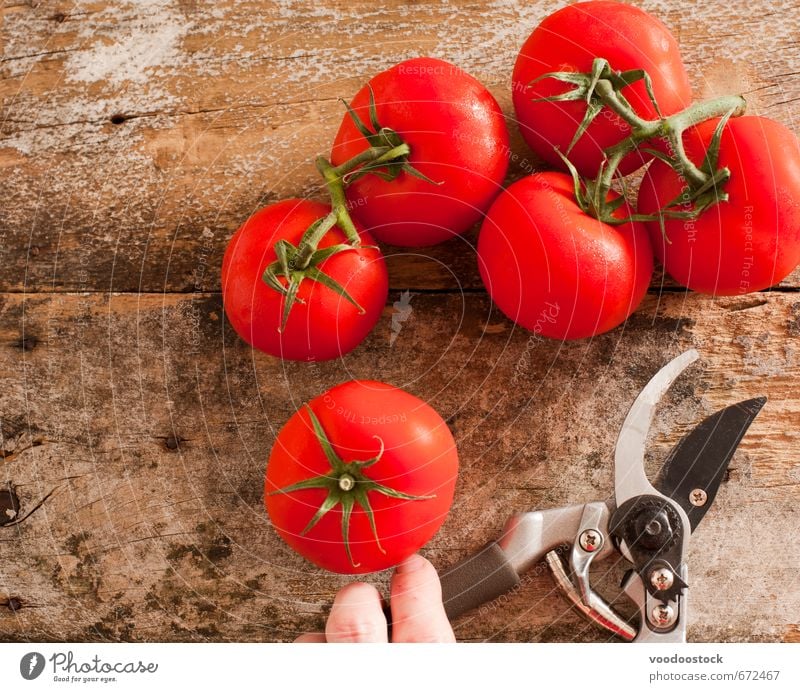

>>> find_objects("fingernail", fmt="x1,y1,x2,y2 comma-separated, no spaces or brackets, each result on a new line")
395,553,427,574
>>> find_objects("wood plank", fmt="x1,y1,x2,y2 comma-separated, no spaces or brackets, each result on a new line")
1,290,797,641
2,0,799,292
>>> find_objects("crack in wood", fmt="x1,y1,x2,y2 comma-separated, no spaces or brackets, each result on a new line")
0,47,81,64
727,299,770,312
0,97,341,134
770,95,800,107
3,286,800,297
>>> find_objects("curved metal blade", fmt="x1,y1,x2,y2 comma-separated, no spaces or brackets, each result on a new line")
656,397,766,531
614,350,700,507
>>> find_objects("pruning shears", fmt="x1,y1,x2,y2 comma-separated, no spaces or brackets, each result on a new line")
437,350,765,642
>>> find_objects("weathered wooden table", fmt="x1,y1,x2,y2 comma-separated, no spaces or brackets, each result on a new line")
2,0,799,642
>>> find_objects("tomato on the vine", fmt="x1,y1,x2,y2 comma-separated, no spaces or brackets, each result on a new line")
265,381,459,574
331,56,509,247
638,115,800,295
221,199,388,361
477,171,653,340
512,1,692,177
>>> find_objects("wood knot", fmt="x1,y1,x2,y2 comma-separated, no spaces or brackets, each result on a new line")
14,336,38,352
164,435,182,451
5,597,23,612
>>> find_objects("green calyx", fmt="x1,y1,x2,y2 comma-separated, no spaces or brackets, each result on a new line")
339,85,440,187
268,406,435,568
262,86,439,330
262,211,368,332
531,58,663,156
532,57,747,230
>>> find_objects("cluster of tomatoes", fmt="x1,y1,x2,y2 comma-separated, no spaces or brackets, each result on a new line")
222,1,800,574
222,55,509,361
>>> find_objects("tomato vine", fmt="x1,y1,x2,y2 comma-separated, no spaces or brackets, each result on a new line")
261,87,438,330
534,57,747,230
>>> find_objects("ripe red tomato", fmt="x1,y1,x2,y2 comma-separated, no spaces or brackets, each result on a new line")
477,172,653,340
221,199,388,361
638,116,800,295
265,381,459,574
330,57,509,247
512,1,692,177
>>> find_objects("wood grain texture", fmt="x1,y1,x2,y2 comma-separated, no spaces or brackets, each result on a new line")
1,0,799,643
1,290,798,641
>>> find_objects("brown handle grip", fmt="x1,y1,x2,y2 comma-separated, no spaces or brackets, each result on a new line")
439,542,521,621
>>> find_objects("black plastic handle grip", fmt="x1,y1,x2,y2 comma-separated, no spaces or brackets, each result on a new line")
383,543,520,635
439,542,521,620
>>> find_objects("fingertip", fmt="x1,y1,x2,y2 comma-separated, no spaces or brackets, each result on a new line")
325,581,388,643
394,552,429,575
333,580,382,604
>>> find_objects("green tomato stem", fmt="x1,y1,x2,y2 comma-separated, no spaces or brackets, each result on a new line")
594,79,656,133
261,86,432,324
312,141,411,249
539,59,746,224
294,210,339,269
338,474,355,491
589,84,746,222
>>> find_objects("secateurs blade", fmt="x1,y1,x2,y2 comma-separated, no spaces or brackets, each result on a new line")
437,349,765,642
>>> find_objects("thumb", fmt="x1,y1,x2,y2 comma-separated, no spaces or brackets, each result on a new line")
389,553,456,643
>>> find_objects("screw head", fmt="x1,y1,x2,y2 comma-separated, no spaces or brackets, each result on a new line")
649,567,674,591
689,488,708,507
578,529,603,552
650,603,676,628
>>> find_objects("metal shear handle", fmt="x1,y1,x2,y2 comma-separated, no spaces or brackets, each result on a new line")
439,502,635,640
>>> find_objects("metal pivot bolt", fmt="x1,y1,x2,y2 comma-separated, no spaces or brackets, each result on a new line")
649,567,674,591
689,488,708,507
578,529,603,552
650,603,676,628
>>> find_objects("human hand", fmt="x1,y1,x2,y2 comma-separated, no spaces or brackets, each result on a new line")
296,553,456,642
